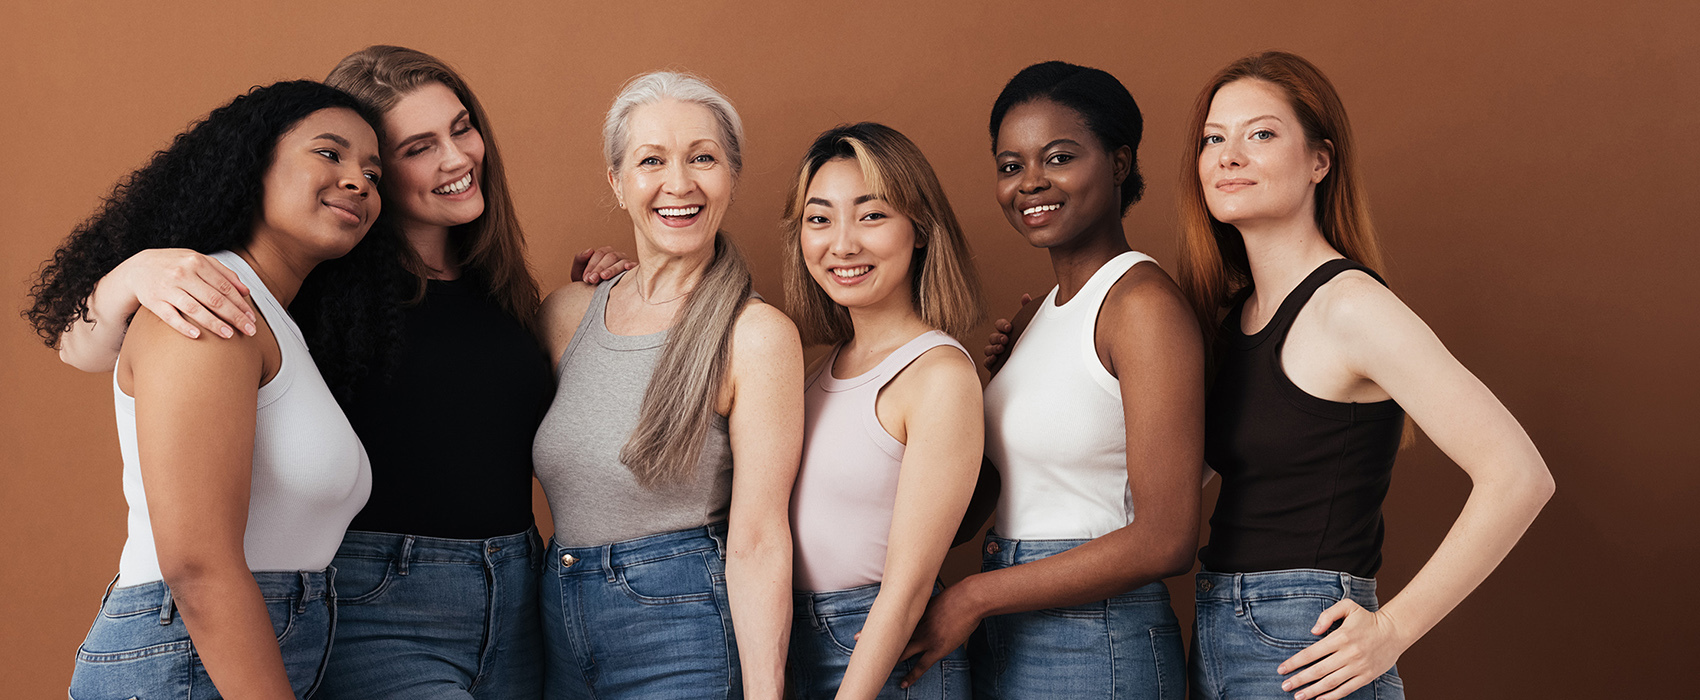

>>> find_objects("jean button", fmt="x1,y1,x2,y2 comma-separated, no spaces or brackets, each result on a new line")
984,541,1001,555
560,553,577,568
1199,579,1214,592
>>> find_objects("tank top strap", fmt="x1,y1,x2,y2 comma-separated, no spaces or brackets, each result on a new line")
1261,258,1387,343
1061,250,1156,314
578,273,619,339
871,330,968,390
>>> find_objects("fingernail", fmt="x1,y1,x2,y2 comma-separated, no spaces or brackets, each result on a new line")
220,327,233,339
1282,681,1292,690
245,324,256,336
247,312,256,322
189,328,200,338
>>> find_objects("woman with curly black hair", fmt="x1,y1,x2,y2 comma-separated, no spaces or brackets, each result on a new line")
28,80,387,699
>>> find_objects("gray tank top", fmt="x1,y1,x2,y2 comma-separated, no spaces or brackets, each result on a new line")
533,274,733,547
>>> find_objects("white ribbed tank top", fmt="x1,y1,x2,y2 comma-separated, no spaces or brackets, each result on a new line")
114,251,371,585
984,251,1155,540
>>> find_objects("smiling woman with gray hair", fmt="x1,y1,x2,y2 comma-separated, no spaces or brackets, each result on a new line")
531,71,804,699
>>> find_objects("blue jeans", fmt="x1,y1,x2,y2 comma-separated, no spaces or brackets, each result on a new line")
1191,569,1404,700
542,524,741,699
312,528,544,699
970,534,1185,700
69,569,335,699
790,582,970,699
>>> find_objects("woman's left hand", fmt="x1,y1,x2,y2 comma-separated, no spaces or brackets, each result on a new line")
1277,599,1411,700
897,582,983,688
572,246,636,285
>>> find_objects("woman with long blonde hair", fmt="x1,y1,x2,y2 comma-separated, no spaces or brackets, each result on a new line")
782,122,985,699
1177,51,1553,699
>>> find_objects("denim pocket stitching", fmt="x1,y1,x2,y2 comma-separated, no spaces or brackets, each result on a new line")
76,639,192,663
817,612,859,656
1039,602,1109,619
272,601,298,644
615,552,716,606
99,604,163,620
335,561,398,605
1243,596,1337,649
1148,624,1182,700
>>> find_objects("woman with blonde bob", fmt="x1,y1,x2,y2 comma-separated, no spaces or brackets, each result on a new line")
1177,51,1553,699
531,71,803,699
783,122,985,699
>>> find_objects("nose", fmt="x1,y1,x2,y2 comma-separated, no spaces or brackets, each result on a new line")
661,159,696,197
826,218,859,258
441,139,471,172
1017,162,1049,195
341,170,371,197
1218,140,1245,169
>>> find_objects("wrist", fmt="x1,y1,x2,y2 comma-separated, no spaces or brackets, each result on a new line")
91,265,141,321
1375,600,1424,650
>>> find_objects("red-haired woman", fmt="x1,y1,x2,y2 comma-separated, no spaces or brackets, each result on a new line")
1176,51,1553,699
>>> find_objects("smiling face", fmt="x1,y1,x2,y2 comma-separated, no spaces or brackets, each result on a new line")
800,157,920,314
609,98,734,258
255,107,382,261
1198,79,1331,230
379,81,486,230
993,99,1129,249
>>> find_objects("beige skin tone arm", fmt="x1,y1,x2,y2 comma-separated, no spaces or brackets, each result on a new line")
717,301,805,699
1272,274,1554,700
835,347,982,699
59,247,628,373
901,263,1206,686
119,299,294,700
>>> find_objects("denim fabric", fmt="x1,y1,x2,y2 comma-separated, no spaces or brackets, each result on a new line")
313,528,544,699
1191,569,1404,700
542,524,740,699
69,569,335,700
789,582,970,699
970,534,1185,700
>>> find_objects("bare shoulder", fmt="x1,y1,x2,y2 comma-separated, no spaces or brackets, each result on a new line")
896,342,980,394
1308,270,1439,363
539,282,598,359
731,298,802,357
123,302,266,377
1102,261,1199,336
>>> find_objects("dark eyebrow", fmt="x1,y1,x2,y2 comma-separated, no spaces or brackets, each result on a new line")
853,194,880,205
394,110,470,150
806,197,832,207
313,133,351,148
996,138,1083,159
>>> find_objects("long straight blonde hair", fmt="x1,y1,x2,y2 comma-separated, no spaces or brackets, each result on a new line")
326,45,542,330
605,71,753,488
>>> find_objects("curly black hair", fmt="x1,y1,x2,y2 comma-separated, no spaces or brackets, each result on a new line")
25,80,406,399
989,61,1147,214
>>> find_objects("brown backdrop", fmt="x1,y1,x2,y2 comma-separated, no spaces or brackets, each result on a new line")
3,0,1695,695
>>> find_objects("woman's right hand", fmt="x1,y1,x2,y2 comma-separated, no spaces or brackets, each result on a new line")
982,293,1032,373
116,248,256,339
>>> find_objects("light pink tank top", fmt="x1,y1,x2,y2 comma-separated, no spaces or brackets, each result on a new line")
790,330,969,592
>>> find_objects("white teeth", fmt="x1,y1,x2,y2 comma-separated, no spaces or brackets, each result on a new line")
657,206,702,217
831,266,871,278
433,173,472,195
1021,203,1061,216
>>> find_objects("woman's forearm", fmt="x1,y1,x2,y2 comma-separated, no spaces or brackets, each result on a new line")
837,577,933,699
58,276,137,372
1377,462,1554,646
725,528,792,699
958,515,1196,621
163,563,297,700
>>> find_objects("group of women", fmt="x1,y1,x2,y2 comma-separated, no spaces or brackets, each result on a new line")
28,44,1553,700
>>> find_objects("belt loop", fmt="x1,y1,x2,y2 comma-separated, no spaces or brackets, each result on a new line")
398,535,415,576
602,544,617,582
1231,573,1245,616
326,564,338,605
707,525,728,558
808,594,822,631
158,585,175,626
1339,573,1353,602
296,571,310,614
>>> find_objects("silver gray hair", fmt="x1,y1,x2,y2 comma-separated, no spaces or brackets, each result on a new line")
603,71,745,176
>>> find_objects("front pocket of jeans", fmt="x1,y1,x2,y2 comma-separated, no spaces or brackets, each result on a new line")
819,610,867,656
1242,595,1335,649
76,613,192,664
616,552,715,605
1039,600,1108,619
330,557,397,605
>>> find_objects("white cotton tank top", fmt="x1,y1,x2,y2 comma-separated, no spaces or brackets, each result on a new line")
984,251,1154,540
791,331,969,592
114,251,371,585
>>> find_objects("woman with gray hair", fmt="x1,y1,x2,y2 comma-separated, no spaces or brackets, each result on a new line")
531,71,804,699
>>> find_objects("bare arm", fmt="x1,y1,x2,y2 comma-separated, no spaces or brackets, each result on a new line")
59,249,256,372
903,266,1206,685
539,283,598,370
721,302,805,700
836,347,982,700
122,306,293,699
1278,277,1553,700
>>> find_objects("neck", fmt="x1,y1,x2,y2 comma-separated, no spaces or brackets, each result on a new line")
631,241,715,303
842,289,930,360
401,220,459,280
234,234,316,308
1046,222,1132,305
1237,214,1341,313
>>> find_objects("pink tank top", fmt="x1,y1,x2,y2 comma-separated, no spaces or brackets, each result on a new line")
790,330,969,592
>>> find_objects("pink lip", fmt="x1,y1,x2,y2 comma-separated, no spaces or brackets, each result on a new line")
1018,200,1063,227
1215,178,1255,192
323,198,363,224
433,172,478,201
825,265,873,286
654,206,704,229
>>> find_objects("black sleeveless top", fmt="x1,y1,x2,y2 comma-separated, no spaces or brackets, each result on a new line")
343,277,553,539
1200,259,1404,578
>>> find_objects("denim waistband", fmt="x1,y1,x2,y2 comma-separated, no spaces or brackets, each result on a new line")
102,568,334,623
792,580,943,623
548,523,728,576
335,527,540,567
979,531,1089,567
1195,569,1378,608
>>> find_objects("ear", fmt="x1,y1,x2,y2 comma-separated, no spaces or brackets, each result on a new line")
607,169,624,208
1312,139,1333,184
1112,145,1134,186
